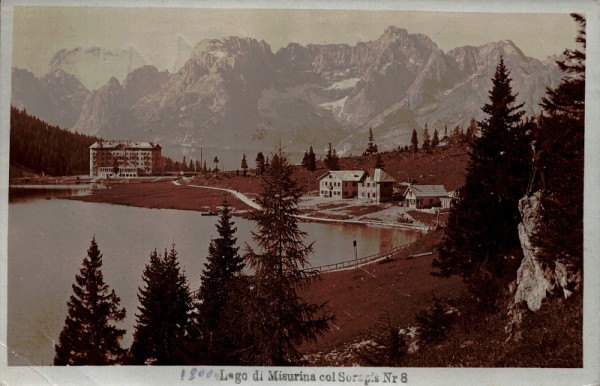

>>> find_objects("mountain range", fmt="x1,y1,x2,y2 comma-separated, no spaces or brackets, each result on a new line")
11,26,562,166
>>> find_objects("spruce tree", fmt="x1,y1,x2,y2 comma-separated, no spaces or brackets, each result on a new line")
363,127,379,156
422,124,431,153
255,152,265,175
182,156,188,172
131,245,194,365
431,129,440,149
307,146,317,172
532,14,585,274
197,198,249,364
54,237,126,365
244,149,333,365
435,57,530,304
410,129,419,153
324,142,340,171
241,153,248,176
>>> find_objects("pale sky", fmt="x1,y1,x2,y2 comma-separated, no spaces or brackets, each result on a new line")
12,6,578,77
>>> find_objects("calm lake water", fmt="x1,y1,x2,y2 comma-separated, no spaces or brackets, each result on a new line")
7,189,419,365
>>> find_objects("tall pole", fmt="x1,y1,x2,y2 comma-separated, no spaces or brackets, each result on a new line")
354,240,358,269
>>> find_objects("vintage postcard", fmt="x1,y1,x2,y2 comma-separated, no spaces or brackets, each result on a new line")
1,0,598,385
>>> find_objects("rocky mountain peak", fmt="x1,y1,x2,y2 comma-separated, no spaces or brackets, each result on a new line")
14,26,563,165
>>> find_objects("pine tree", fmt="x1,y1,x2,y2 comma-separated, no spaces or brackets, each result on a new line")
244,149,333,365
213,156,219,172
410,129,419,153
422,124,431,153
54,237,126,365
241,153,248,176
363,127,379,156
203,160,208,173
431,129,440,149
465,118,478,144
301,150,309,169
131,244,194,365
197,198,249,364
307,146,317,172
324,142,340,171
182,156,188,172
195,159,201,173
255,152,266,175
451,126,463,145
532,14,585,274
435,56,530,305
189,159,195,172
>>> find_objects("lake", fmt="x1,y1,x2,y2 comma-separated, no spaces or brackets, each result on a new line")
7,189,420,365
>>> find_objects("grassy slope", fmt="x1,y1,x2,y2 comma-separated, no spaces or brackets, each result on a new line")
301,229,464,355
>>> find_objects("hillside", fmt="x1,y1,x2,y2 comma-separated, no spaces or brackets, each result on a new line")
9,106,100,177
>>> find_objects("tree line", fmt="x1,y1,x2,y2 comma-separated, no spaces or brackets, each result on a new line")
10,106,100,176
54,149,333,365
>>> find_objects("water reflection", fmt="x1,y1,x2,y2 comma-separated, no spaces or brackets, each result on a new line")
8,194,420,366
9,185,91,203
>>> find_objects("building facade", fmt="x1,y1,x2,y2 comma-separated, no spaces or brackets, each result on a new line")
318,170,367,199
357,168,396,204
403,184,448,209
89,140,162,177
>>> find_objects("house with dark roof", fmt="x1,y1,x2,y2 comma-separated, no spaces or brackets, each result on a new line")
403,184,448,208
318,170,367,199
358,168,396,204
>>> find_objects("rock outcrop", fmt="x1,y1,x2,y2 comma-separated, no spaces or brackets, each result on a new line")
512,192,581,312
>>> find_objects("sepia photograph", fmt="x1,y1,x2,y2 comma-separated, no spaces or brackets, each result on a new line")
1,0,598,385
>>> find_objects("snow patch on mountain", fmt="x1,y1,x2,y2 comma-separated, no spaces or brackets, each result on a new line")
325,78,361,90
319,96,348,117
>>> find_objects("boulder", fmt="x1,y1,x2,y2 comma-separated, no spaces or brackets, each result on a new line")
513,192,553,311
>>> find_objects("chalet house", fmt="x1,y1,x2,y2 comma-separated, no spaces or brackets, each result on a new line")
318,170,367,199
89,140,162,178
357,168,396,204
404,184,448,209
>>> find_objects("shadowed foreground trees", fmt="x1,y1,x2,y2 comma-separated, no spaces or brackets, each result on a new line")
244,149,333,365
435,57,531,305
54,237,126,365
532,14,585,276
130,245,194,365
196,198,252,364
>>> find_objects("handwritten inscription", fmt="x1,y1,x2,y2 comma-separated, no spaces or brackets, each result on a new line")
179,368,408,385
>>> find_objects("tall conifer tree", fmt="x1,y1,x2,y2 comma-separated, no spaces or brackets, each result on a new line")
54,237,126,365
532,14,585,274
244,149,333,365
410,129,419,153
197,198,249,364
422,124,431,153
363,127,379,156
435,57,530,303
131,245,193,365
324,143,340,171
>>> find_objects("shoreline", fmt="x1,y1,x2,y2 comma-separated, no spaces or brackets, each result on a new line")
66,180,432,233
26,177,433,231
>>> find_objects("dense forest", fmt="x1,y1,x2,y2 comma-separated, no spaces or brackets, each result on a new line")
10,106,99,176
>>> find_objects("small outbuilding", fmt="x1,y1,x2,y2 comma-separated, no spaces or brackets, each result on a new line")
404,184,448,209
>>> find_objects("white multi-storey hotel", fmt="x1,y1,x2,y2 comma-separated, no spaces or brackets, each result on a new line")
89,140,162,177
